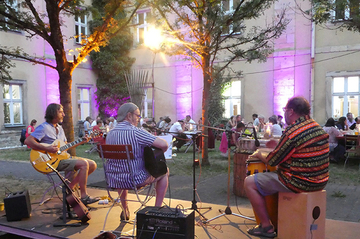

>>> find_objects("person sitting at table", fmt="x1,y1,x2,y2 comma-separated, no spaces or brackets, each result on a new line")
158,117,171,134
349,116,360,130
226,116,236,131
257,115,266,132
346,112,355,129
169,120,188,151
323,118,345,163
268,115,282,136
244,96,329,238
92,119,106,145
336,116,348,131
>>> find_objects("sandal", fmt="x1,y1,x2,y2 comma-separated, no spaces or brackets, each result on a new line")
81,195,100,205
120,207,130,221
247,224,276,238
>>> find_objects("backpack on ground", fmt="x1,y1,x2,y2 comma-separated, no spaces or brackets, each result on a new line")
20,129,26,146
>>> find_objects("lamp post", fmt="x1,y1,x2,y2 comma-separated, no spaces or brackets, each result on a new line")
144,27,164,119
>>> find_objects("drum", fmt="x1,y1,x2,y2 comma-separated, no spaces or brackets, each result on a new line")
246,160,276,176
246,159,278,229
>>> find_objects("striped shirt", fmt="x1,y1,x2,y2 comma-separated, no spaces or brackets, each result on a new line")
105,121,156,189
267,115,329,193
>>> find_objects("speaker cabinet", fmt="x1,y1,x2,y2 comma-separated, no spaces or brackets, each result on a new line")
4,190,31,221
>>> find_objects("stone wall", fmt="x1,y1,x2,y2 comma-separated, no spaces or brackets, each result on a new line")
0,129,23,149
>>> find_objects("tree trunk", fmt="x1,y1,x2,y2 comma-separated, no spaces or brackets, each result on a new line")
201,55,211,166
58,68,76,156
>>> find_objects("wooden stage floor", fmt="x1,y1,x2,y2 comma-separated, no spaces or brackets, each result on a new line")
1,188,360,239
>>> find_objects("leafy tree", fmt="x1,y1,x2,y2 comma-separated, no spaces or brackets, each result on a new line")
208,68,231,126
90,0,135,119
0,0,144,155
149,0,288,165
309,0,360,31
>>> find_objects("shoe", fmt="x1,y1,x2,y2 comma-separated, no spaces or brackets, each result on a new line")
247,224,276,238
81,195,100,205
120,208,130,221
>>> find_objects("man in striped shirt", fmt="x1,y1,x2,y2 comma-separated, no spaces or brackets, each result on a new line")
245,96,329,238
105,103,169,221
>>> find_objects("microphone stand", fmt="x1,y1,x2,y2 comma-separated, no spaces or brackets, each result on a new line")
182,131,212,220
202,126,255,224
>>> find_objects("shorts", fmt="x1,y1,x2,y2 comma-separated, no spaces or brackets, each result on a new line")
56,157,78,172
253,171,292,196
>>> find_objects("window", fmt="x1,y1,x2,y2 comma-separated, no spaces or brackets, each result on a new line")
222,0,242,34
332,0,360,21
136,10,151,44
3,83,23,125
75,14,87,44
0,0,19,31
332,76,360,119
223,80,241,118
77,88,90,120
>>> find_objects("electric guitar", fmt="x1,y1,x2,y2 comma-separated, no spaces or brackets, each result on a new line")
30,132,102,174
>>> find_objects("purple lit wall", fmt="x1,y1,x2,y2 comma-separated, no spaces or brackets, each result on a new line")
176,64,193,120
46,67,60,104
272,0,311,117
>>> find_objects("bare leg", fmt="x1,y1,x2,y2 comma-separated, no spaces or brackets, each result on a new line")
117,189,128,211
244,175,273,230
69,159,91,198
154,172,169,207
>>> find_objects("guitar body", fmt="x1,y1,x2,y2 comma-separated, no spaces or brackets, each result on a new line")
66,193,91,223
30,140,71,174
144,146,167,178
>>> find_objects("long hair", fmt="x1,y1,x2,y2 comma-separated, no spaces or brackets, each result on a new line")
325,118,335,127
45,103,62,123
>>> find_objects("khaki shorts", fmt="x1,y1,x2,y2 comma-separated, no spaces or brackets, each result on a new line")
56,157,78,172
253,171,292,196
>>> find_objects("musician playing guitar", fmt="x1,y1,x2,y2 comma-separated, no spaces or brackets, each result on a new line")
25,103,100,206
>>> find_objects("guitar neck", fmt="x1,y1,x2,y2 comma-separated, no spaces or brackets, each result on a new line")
59,138,85,153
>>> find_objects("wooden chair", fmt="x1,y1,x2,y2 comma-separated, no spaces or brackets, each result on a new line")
97,144,155,232
344,134,360,168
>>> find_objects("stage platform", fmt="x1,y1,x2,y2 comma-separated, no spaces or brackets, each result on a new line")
0,187,360,239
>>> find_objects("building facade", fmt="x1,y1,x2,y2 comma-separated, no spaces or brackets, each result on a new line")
0,0,98,148
130,0,360,126
2,0,360,147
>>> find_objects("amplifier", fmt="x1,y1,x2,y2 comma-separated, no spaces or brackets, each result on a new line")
4,190,31,221
137,206,194,239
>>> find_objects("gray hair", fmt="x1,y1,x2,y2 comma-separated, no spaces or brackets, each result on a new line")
117,103,139,122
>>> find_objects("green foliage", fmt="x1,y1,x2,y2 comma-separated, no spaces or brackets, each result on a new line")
310,0,360,32
208,69,231,125
89,0,135,118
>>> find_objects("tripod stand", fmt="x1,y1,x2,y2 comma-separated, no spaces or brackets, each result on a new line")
186,132,212,220
205,130,255,223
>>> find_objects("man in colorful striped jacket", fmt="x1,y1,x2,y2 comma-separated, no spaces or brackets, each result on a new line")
245,96,329,238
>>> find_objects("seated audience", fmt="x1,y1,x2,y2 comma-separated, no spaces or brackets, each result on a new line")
268,115,282,136
336,116,348,131
323,118,345,163
169,120,188,151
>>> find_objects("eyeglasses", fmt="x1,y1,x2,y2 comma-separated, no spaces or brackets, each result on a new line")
132,112,142,119
283,107,292,112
